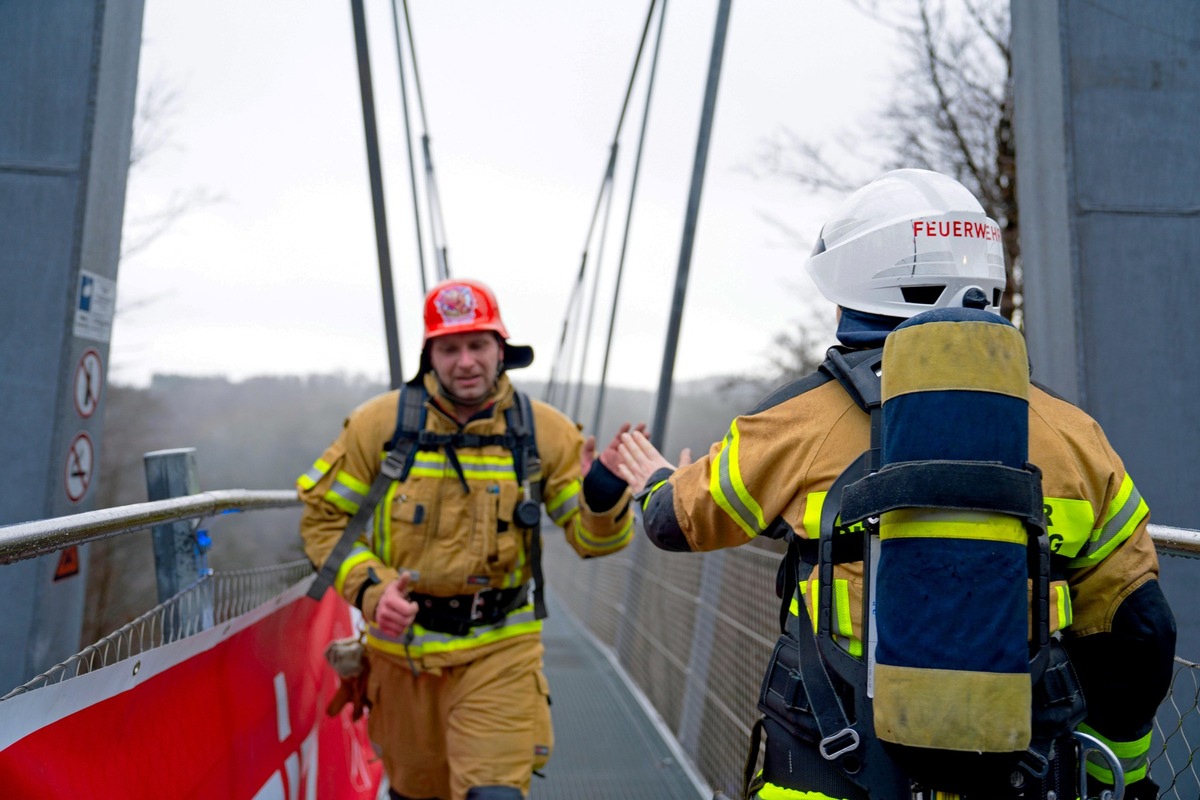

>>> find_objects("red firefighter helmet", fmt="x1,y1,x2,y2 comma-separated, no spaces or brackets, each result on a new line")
418,279,533,372
422,278,510,343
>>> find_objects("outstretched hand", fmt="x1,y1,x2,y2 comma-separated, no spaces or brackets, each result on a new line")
374,571,418,638
582,422,649,478
615,429,680,494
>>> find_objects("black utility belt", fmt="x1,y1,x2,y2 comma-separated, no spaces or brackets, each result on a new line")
412,585,530,636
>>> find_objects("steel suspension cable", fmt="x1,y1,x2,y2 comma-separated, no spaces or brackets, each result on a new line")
592,0,668,437
545,0,659,408
389,0,428,295
545,143,619,407
401,0,451,280
571,156,621,422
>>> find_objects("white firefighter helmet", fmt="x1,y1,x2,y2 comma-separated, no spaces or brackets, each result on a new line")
805,169,1007,318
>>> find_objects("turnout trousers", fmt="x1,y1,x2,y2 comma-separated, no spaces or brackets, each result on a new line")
366,635,553,800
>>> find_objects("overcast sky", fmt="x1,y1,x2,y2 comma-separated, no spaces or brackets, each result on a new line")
113,0,901,401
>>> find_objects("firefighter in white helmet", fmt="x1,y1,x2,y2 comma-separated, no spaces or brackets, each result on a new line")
300,278,638,800
617,170,1175,799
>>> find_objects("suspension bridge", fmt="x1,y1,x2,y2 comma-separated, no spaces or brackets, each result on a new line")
2,2,1200,798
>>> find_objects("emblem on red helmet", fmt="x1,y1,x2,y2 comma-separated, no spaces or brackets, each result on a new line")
433,285,478,327
422,278,511,344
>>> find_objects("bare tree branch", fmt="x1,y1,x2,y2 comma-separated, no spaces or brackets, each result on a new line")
755,0,1019,336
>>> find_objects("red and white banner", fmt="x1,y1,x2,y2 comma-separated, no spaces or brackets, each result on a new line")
0,580,381,799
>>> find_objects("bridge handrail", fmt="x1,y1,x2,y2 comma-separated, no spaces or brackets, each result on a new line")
1148,523,1200,559
2,494,1195,565
0,489,300,565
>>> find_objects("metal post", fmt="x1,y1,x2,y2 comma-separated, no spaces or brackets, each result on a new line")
0,0,144,690
144,448,212,638
350,0,404,389
650,0,731,449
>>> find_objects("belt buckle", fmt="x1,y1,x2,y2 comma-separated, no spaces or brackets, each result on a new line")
469,590,487,622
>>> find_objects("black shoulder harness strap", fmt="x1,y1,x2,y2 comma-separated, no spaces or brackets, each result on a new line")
767,346,912,792
306,383,424,601
308,384,547,621
777,347,884,631
505,391,548,620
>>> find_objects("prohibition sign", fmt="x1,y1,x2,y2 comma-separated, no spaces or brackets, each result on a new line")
65,432,94,503
74,348,103,418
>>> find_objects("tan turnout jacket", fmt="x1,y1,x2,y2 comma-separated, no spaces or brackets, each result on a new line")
299,373,633,668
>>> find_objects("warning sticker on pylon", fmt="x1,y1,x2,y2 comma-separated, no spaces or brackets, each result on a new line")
64,432,94,503
54,547,80,581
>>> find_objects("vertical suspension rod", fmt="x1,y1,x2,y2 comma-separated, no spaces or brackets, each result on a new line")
592,0,669,437
651,0,731,449
350,0,403,388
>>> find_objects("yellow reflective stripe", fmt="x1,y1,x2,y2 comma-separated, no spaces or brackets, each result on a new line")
501,542,527,589
792,579,860,657
802,492,826,539
324,487,360,514
1078,722,1151,784
1068,475,1148,568
641,479,669,511
758,779,848,799
547,482,581,525
324,470,369,514
336,469,370,496
574,514,633,555
834,579,860,657
365,605,542,657
408,452,518,481
374,482,399,564
880,509,1027,545
297,458,332,490
709,421,767,538
1053,582,1072,630
333,546,375,594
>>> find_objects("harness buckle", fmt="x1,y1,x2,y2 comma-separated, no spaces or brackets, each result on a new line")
818,728,860,760
1015,747,1050,780
380,450,407,480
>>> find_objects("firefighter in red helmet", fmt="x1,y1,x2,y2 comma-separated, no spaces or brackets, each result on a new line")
300,278,639,800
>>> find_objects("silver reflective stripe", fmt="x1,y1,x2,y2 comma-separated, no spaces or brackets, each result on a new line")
548,493,579,524
714,432,766,536
1079,483,1145,560
330,480,365,509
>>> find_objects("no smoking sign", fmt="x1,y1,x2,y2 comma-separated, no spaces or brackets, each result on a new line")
65,432,94,503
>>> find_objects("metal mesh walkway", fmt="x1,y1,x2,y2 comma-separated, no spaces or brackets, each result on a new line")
531,594,709,800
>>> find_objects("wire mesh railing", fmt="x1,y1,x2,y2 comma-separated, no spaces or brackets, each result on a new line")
1151,655,1200,798
0,559,311,702
3,483,1197,796
544,522,1200,799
